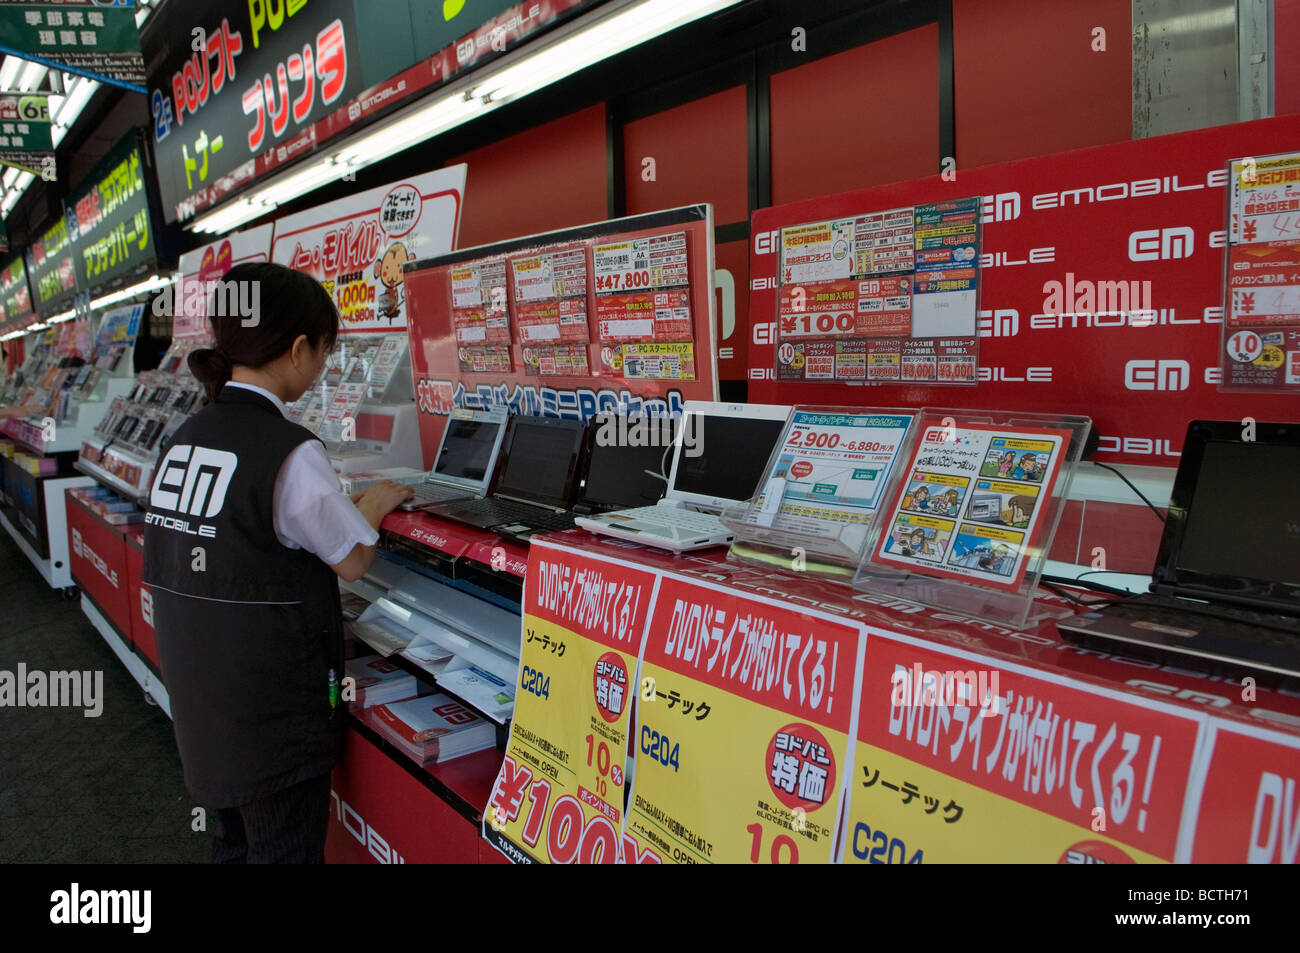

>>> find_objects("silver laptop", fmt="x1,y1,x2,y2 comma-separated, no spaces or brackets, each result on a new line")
399,407,508,510
575,401,791,552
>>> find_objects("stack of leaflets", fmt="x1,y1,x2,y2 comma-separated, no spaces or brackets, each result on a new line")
344,654,419,709
369,693,497,764
399,635,456,677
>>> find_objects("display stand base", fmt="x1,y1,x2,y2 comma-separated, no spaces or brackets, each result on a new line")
854,568,1072,629
726,539,857,582
80,594,172,718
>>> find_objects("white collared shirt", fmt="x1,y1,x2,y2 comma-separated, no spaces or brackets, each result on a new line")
224,381,378,566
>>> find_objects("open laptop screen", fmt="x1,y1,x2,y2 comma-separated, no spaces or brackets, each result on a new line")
433,418,500,483
581,417,674,510
497,416,585,507
1177,439,1300,585
1157,420,1300,608
672,413,786,503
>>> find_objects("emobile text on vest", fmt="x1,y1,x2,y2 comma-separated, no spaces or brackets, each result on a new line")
146,443,238,539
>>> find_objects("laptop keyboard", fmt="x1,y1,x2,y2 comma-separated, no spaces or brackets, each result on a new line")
440,497,575,531
1120,594,1300,641
609,506,724,532
408,483,473,508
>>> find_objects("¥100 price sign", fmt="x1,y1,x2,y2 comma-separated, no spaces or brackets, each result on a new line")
485,543,658,864
624,576,865,864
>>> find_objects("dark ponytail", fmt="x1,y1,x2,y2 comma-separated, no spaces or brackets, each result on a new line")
188,261,339,404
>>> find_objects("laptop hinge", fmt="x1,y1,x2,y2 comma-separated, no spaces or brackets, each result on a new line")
495,491,565,513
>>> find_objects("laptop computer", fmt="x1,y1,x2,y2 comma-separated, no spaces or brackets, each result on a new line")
426,414,586,533
399,407,508,510
1056,419,1300,687
489,413,676,543
575,401,792,552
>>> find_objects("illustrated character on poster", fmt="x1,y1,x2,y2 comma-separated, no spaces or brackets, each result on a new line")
1012,452,1044,482
999,494,1035,528
996,450,1016,477
930,488,961,516
896,527,934,558
952,541,1014,574
902,484,930,511
374,242,413,321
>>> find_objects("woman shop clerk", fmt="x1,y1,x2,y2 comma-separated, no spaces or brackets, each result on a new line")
142,262,413,863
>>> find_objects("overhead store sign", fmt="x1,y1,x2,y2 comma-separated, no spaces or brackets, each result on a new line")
0,93,52,176
26,212,78,317
143,0,600,223
67,130,157,295
0,1,145,89
0,253,33,328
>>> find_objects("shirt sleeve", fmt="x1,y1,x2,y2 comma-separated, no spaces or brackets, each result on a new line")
273,440,379,566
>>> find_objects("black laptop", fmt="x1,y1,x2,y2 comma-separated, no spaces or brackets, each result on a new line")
427,415,587,534
1056,419,1300,687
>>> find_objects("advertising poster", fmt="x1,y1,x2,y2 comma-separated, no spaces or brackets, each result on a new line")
271,165,466,333
485,543,657,864
842,634,1203,863
1224,151,1300,392
749,411,913,540
173,224,275,340
871,421,1070,592
450,257,510,346
593,231,693,343
775,200,979,384
624,575,864,864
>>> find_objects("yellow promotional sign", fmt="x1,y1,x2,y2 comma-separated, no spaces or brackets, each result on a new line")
484,544,656,863
624,574,864,864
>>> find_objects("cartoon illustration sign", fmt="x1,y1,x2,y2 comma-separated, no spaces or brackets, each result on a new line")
271,166,467,332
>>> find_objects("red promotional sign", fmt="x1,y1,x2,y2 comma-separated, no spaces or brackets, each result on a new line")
749,115,1300,466
853,633,1202,861
405,207,720,469
1190,721,1300,863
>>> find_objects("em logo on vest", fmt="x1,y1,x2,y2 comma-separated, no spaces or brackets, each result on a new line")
146,444,237,539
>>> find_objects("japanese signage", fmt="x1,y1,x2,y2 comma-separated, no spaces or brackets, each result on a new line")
843,633,1203,863
0,252,34,328
0,93,52,174
26,211,78,317
68,131,156,295
404,205,718,471
172,224,274,339
1189,720,1300,863
749,114,1300,466
774,198,981,384
870,422,1070,592
745,410,913,544
0,1,144,87
271,165,466,333
1222,150,1300,392
625,575,863,864
484,544,655,864
144,0,600,223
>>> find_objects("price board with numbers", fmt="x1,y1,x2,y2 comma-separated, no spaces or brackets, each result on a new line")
483,541,658,864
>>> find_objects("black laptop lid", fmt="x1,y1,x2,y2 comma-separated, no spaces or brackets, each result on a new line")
495,415,586,508
579,415,674,510
1154,420,1300,611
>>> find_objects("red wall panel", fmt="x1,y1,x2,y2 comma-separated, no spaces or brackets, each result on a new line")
623,86,749,225
449,104,609,249
124,536,157,669
66,497,131,639
769,24,939,205
953,0,1131,168
1277,0,1300,116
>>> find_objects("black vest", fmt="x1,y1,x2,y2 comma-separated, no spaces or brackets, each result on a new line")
143,385,344,807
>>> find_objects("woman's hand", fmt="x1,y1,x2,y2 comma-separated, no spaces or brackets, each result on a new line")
353,480,414,530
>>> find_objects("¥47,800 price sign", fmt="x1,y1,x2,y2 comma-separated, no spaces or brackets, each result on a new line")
624,576,865,863
485,543,658,863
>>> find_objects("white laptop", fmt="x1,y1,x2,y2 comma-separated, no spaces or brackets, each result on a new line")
575,401,791,552
399,406,509,510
